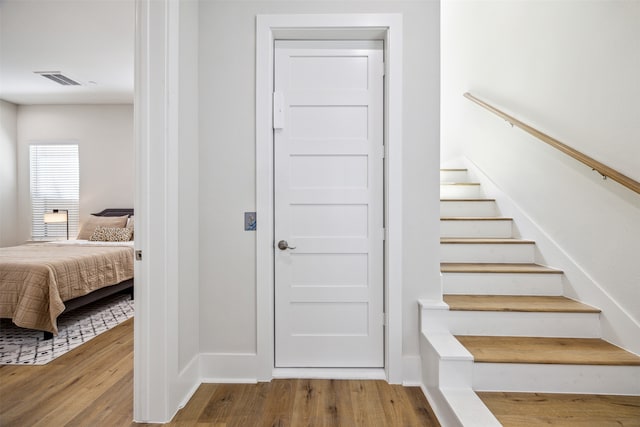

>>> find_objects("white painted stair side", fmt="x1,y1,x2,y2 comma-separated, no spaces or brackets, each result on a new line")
473,363,640,395
441,218,513,238
440,184,483,199
440,200,498,217
424,306,601,338
441,241,535,263
442,271,564,296
440,169,470,183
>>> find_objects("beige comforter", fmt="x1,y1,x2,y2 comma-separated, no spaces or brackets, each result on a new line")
0,243,134,334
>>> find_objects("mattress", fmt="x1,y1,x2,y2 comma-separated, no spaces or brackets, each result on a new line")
0,241,134,333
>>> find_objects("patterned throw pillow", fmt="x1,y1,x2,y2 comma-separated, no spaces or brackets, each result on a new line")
89,226,133,242
77,215,129,240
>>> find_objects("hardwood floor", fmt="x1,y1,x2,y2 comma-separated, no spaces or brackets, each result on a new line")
0,318,134,427
0,320,440,426
140,380,440,427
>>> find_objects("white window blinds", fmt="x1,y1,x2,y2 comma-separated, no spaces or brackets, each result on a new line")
30,144,80,239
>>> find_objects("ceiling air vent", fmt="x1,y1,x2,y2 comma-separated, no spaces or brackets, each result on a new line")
34,71,81,86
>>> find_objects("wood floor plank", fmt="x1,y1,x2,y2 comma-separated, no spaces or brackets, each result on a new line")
444,295,600,313
0,318,134,427
260,379,296,427
405,385,442,426
478,392,640,426
457,336,640,365
172,384,220,425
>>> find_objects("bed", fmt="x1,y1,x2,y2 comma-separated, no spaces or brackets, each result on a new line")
0,208,134,337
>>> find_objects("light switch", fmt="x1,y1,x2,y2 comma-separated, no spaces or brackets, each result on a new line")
244,212,256,231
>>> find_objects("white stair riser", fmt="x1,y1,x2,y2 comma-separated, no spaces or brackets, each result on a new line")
473,363,640,395
440,184,483,199
423,309,601,338
441,243,535,263
442,272,564,296
420,335,474,389
441,220,513,238
440,200,498,217
440,170,469,183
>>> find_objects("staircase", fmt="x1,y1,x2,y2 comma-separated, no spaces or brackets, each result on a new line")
419,168,640,426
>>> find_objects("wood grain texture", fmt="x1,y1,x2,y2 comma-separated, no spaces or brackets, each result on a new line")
444,295,600,313
456,336,640,365
478,392,640,427
166,380,440,427
464,92,640,195
0,318,134,427
0,320,440,426
441,263,563,274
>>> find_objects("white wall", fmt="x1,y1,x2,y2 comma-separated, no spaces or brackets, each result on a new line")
0,100,18,247
16,104,134,242
198,0,440,377
442,1,640,335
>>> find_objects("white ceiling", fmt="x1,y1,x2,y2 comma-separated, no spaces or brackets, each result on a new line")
0,0,135,105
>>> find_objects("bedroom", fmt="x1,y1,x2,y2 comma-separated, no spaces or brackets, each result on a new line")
0,2,135,353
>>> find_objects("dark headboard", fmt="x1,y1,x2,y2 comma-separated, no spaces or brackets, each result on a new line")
92,208,134,217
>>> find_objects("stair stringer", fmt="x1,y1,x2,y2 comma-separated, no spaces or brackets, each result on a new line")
419,300,502,427
461,158,640,356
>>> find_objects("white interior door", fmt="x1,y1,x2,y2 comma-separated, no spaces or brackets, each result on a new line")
274,40,384,368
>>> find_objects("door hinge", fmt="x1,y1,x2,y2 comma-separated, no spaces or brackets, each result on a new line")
382,227,387,241
382,312,388,326
135,250,142,261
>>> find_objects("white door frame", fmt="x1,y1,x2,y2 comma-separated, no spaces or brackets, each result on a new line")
256,14,403,383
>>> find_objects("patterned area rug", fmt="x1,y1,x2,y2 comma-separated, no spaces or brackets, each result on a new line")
0,293,134,365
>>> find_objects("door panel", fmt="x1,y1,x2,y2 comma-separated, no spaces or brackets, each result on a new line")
274,40,384,368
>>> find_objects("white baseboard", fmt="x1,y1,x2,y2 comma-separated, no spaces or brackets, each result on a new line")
199,352,259,383
168,354,200,421
198,352,424,384
402,354,423,386
272,368,386,380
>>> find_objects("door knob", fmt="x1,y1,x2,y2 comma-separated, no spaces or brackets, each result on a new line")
278,240,296,250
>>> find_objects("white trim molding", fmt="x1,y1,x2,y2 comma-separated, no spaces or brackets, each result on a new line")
256,14,404,383
134,0,200,422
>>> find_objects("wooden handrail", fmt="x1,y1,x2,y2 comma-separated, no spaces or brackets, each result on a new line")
464,92,640,195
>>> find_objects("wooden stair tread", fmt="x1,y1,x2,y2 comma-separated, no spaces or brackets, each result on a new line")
441,263,563,274
478,392,640,426
444,295,600,313
440,238,534,244
456,336,640,365
440,217,512,221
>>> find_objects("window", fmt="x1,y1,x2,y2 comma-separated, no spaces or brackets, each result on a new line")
30,144,79,239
